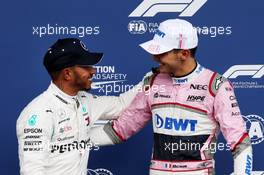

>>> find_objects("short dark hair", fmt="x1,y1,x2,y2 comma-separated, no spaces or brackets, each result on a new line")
173,47,197,58
48,70,61,80
189,47,197,58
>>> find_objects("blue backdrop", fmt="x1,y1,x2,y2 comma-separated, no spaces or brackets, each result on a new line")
1,0,263,174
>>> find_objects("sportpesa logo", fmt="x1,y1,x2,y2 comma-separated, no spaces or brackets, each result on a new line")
129,0,207,17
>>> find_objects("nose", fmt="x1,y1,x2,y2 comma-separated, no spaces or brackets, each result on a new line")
91,67,96,74
90,67,96,76
153,55,161,63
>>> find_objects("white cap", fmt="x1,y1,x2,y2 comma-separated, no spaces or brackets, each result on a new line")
140,19,198,55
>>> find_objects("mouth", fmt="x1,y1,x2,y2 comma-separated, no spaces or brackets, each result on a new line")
88,77,93,81
159,63,166,67
87,76,94,81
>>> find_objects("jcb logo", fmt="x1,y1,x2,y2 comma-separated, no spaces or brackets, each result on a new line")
223,65,264,79
129,0,207,17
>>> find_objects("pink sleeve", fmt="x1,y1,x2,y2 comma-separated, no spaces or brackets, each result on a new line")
112,91,152,141
213,80,247,150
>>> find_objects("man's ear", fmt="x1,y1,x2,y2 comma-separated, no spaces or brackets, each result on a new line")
62,68,72,81
180,50,191,60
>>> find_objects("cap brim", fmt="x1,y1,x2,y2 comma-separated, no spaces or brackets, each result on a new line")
78,52,103,66
139,40,173,55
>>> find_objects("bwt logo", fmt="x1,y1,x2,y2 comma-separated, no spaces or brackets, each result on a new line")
223,65,264,79
155,114,197,131
128,20,147,34
129,0,207,17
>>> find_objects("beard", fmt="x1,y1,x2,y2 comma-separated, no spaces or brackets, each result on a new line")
72,73,92,92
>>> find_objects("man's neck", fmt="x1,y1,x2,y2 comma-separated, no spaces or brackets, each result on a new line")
172,58,197,77
52,80,78,96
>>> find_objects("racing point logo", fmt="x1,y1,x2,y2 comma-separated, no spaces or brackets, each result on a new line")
129,0,207,17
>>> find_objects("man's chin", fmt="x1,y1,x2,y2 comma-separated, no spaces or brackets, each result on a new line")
83,87,91,91
159,67,172,74
80,84,91,91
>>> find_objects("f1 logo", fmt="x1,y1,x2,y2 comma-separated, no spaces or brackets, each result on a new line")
223,65,264,79
129,0,207,17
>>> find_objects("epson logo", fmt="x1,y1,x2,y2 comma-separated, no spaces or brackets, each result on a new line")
128,20,147,34
129,0,207,17
24,128,42,134
190,84,207,90
155,114,197,132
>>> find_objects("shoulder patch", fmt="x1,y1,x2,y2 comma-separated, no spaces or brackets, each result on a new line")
209,72,227,97
143,73,158,91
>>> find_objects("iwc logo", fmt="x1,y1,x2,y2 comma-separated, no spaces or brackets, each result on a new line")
87,168,113,175
243,114,264,145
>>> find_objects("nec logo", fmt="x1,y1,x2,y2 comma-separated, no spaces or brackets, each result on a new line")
190,84,207,90
223,65,264,79
129,0,207,17
155,114,197,131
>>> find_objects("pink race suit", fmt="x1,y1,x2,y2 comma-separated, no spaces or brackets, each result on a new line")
101,63,252,175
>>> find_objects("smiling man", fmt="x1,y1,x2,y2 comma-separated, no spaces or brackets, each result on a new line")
92,19,253,175
16,38,149,175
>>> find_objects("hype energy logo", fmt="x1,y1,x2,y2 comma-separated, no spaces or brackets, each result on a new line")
91,66,133,95
223,65,264,89
242,114,264,145
129,0,207,17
